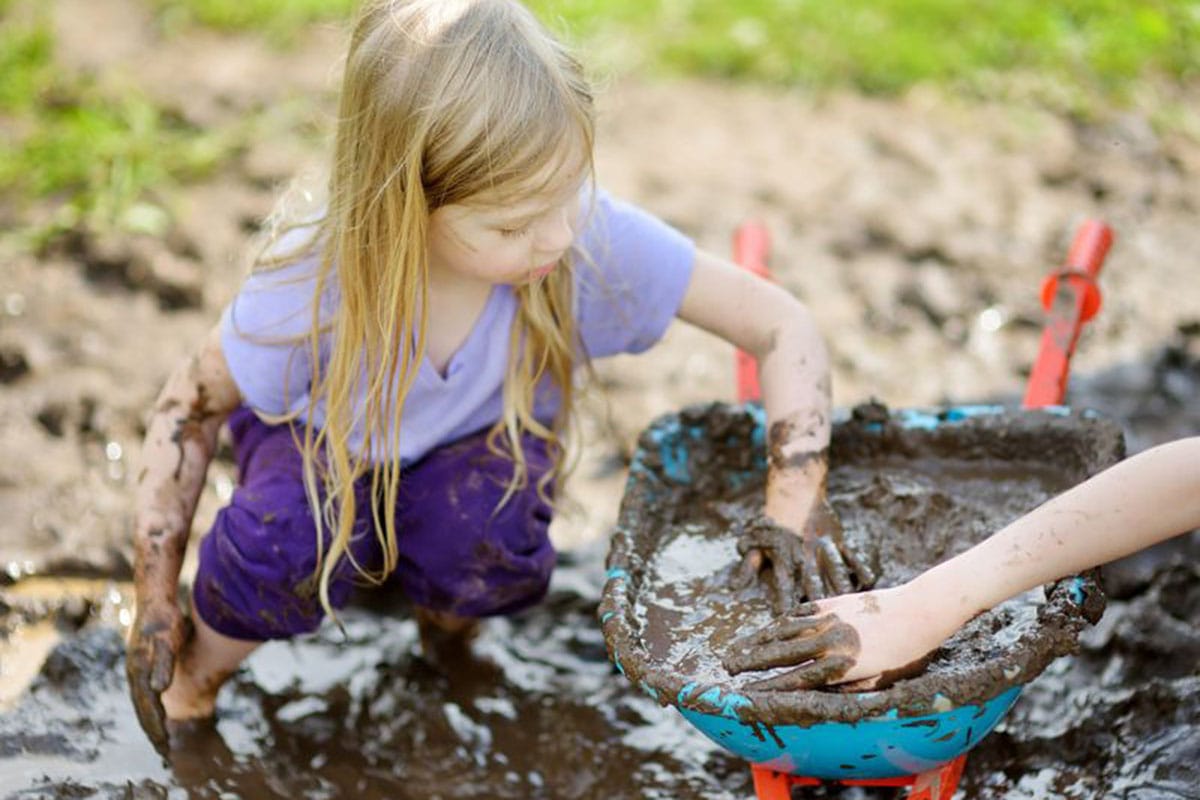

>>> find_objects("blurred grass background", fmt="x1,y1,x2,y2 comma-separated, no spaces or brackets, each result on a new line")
2,0,1198,240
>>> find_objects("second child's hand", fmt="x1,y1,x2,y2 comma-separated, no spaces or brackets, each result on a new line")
722,585,940,690
726,437,1200,691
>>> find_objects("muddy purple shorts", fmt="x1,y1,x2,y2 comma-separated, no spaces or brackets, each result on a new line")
193,407,557,641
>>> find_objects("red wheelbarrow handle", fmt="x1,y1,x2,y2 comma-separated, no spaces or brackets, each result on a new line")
734,223,772,402
1022,220,1115,409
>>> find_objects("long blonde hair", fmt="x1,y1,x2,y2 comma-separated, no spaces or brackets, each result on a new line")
256,0,595,618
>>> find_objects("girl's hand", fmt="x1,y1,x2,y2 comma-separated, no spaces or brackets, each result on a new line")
731,500,876,610
126,594,189,753
722,584,941,690
797,495,876,596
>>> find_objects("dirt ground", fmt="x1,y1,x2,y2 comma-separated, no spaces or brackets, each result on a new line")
1,1,1199,797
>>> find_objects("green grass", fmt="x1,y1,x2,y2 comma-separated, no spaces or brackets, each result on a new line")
3,0,1197,243
530,0,1200,102
0,6,239,238
147,0,1200,105
151,0,357,41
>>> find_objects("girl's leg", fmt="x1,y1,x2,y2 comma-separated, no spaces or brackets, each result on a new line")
414,607,480,662
178,407,379,719
394,430,557,652
161,606,260,720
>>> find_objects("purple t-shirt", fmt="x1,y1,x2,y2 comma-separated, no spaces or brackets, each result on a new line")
220,188,696,464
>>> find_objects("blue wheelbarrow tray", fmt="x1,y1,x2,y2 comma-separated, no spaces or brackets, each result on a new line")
599,401,1123,780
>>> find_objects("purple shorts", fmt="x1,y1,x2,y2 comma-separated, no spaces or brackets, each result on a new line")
193,407,557,641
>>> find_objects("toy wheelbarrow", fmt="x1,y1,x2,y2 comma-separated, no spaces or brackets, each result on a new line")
600,221,1117,799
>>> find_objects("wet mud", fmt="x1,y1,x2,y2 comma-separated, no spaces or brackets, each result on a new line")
602,404,1120,724
1,556,756,800
595,401,1200,796
3,351,1197,799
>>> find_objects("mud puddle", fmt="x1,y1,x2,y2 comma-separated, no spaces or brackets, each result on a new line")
0,547,757,800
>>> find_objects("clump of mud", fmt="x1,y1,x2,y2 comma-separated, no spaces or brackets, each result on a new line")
601,403,1122,724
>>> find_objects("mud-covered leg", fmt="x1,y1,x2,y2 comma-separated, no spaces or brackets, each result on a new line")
161,604,260,721
415,607,481,664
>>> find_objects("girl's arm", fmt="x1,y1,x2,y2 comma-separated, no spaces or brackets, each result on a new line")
127,325,241,751
677,249,874,608
723,436,1200,690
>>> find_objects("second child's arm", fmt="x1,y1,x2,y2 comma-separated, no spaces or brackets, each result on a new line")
126,326,241,750
677,249,875,607
724,436,1200,689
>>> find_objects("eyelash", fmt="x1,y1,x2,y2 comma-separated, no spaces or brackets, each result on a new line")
499,225,531,238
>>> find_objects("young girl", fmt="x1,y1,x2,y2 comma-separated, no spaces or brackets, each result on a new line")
724,435,1200,690
125,0,869,750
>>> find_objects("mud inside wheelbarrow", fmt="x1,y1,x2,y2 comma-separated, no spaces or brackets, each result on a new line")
600,402,1125,736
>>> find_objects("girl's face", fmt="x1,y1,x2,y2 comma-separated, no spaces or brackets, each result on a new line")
427,171,586,288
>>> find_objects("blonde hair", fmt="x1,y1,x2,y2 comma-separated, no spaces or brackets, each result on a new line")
256,0,595,618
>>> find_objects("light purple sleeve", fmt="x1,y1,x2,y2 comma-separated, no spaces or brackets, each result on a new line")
219,253,325,417
573,189,697,358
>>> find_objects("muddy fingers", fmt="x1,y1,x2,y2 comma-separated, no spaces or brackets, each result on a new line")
769,555,798,613
724,614,839,673
838,538,878,589
732,514,812,606
127,633,172,754
743,653,858,691
151,635,175,692
730,547,764,590
128,662,170,755
730,510,867,606
815,537,854,596
126,600,188,754
797,542,824,601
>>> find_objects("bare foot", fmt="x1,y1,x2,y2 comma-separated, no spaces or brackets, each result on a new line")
159,609,259,722
159,657,221,721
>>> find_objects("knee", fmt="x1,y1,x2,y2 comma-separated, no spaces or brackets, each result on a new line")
397,433,559,617
399,517,557,618
193,482,355,640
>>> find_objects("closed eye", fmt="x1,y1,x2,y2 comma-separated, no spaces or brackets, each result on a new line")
498,225,531,238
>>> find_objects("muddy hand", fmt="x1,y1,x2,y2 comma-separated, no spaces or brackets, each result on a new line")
126,598,188,753
801,497,877,598
731,514,818,612
722,602,861,690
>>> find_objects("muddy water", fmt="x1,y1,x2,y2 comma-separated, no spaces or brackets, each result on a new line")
605,406,1125,726
0,550,763,799
959,556,1200,798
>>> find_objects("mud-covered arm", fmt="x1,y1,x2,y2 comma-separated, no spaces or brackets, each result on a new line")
676,249,874,609
725,436,1200,689
127,325,241,750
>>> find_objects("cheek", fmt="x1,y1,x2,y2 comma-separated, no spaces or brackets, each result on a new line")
429,225,479,267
